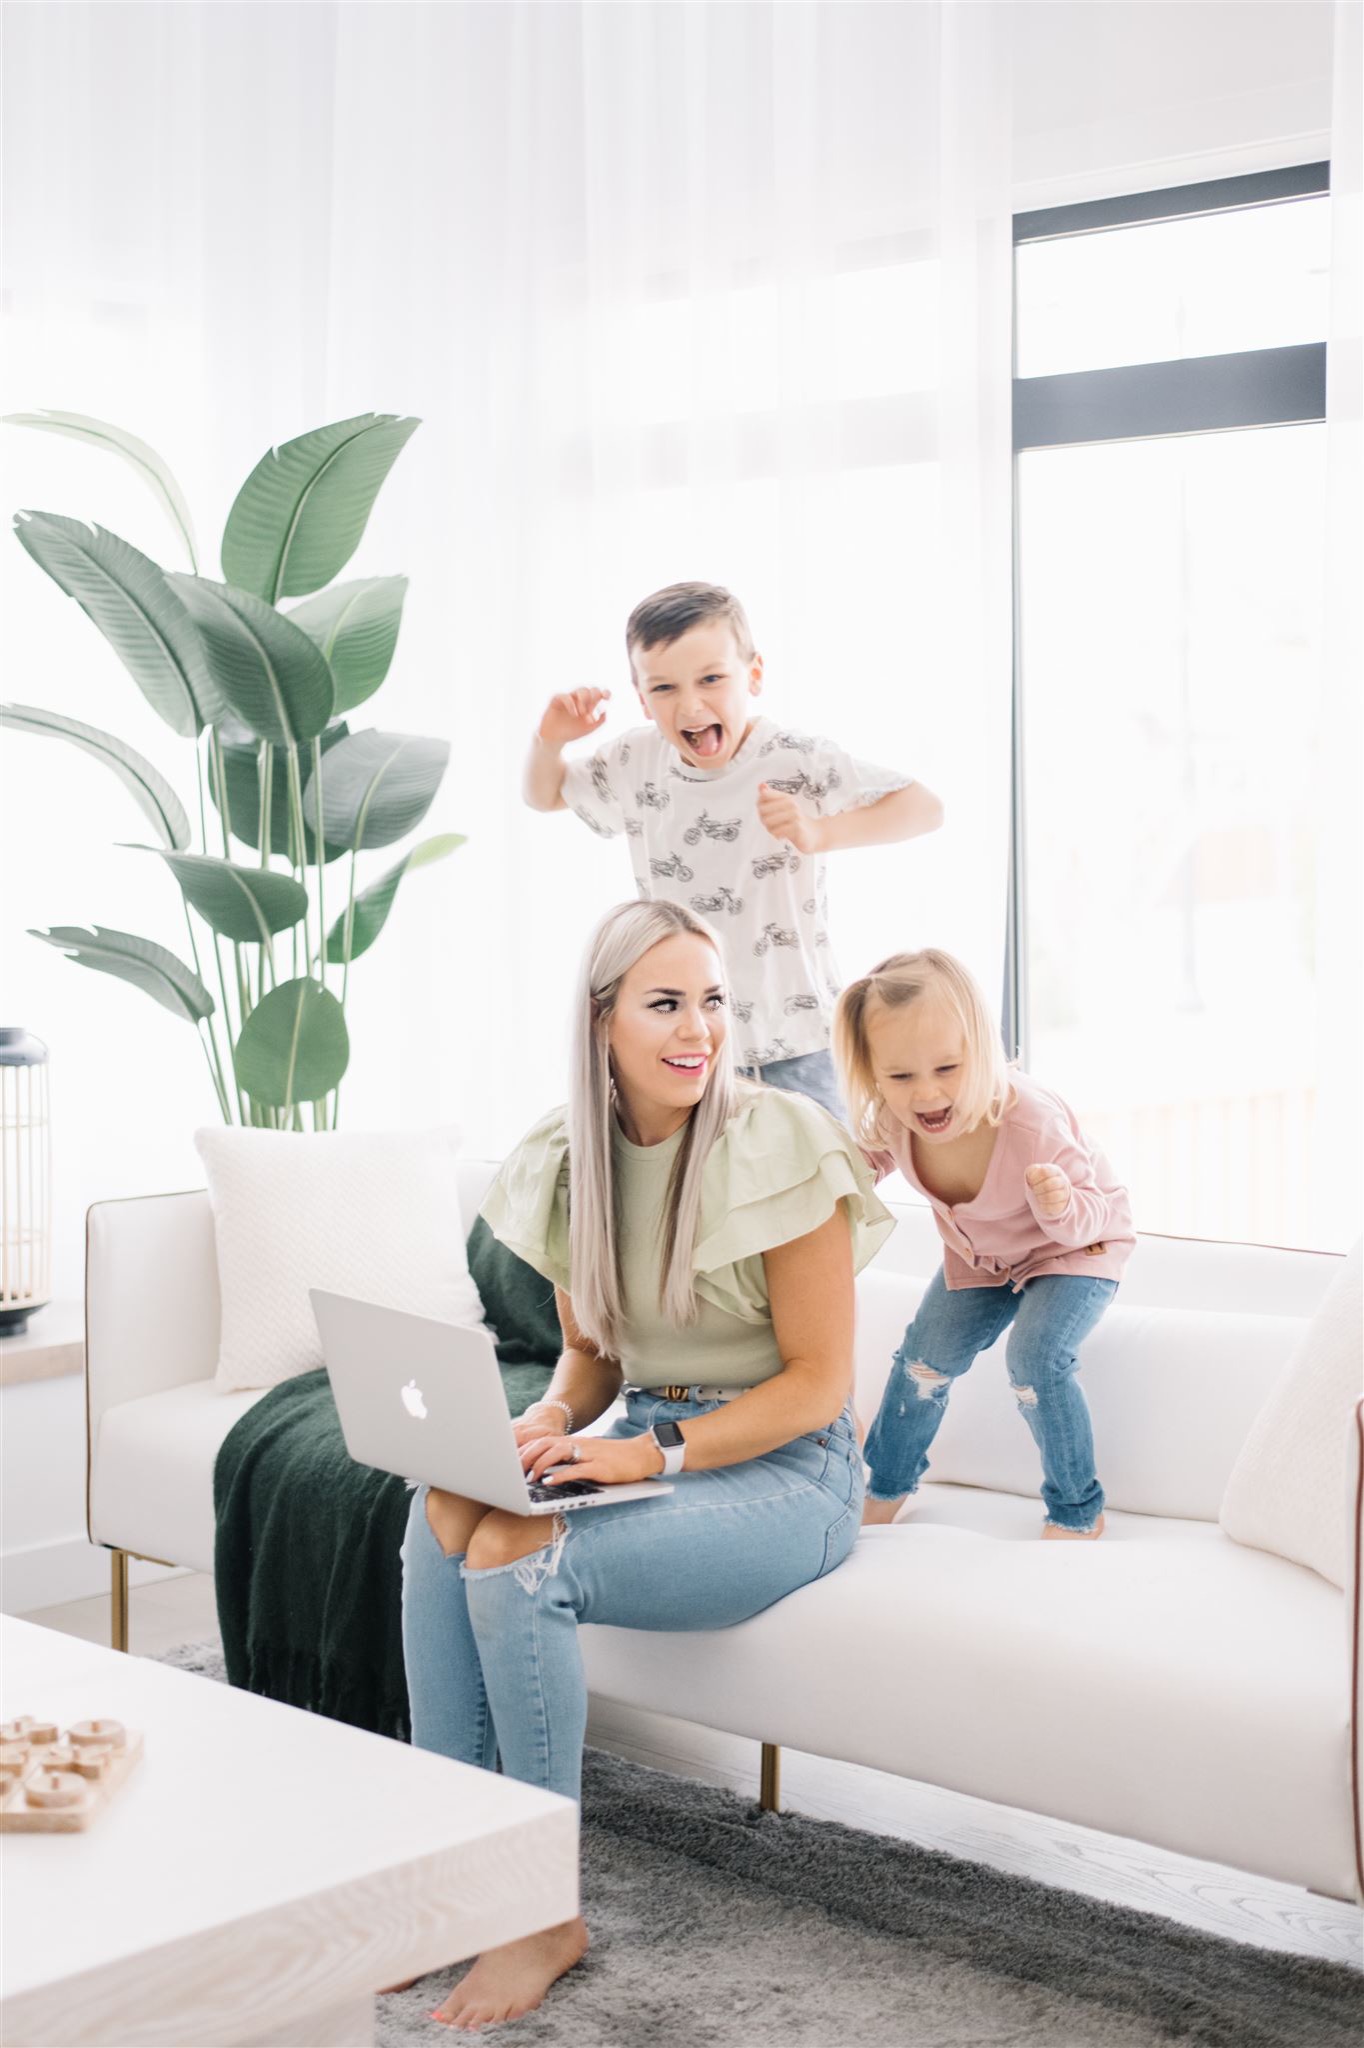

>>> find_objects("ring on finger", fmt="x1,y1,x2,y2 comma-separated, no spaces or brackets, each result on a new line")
571,1444,581,1463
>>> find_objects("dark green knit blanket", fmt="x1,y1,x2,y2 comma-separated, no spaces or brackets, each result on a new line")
212,1215,559,1739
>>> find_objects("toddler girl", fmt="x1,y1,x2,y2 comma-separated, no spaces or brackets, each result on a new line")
833,949,1132,1538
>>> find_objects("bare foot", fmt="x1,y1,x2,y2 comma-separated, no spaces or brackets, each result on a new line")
861,1494,912,1527
431,1917,589,2031
1042,1514,1106,1541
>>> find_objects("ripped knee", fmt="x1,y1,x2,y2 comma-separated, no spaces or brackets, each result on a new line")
902,1358,951,1401
1012,1382,1039,1408
426,1488,479,1560
466,1508,567,1589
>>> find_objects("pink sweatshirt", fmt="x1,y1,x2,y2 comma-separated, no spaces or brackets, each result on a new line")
880,1069,1134,1292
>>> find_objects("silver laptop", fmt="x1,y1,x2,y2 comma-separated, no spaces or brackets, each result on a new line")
310,1290,672,1516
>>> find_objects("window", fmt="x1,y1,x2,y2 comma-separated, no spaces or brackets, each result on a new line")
1010,165,1332,1248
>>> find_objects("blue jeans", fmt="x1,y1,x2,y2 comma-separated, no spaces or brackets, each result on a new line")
740,1047,846,1120
401,1388,863,1801
864,1269,1117,1532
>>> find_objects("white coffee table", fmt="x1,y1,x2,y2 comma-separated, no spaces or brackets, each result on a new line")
0,1617,578,2047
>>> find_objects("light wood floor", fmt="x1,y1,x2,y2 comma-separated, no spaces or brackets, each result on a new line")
25,1574,1363,1972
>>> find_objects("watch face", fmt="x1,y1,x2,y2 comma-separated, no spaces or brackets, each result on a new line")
654,1421,685,1449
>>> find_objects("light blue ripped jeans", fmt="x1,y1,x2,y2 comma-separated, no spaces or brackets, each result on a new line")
864,1268,1117,1532
401,1388,863,1802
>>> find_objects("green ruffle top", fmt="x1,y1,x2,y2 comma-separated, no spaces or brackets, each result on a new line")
480,1087,895,1378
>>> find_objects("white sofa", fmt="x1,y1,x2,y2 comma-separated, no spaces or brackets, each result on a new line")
85,1165,1363,1904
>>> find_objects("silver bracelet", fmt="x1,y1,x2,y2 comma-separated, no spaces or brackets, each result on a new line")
526,1397,575,1434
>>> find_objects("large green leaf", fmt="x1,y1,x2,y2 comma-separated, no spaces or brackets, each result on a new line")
30,925,213,1022
13,513,219,736
325,832,466,963
171,577,334,745
149,850,309,944
304,729,449,853
233,977,349,1107
209,721,350,861
2,411,199,569
1,703,190,850
286,575,408,713
220,414,420,604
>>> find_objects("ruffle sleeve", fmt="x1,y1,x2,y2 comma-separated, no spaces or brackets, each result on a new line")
478,1105,572,1292
691,1089,895,1324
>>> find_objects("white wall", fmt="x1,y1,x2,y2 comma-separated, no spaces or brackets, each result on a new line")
1012,2,1333,202
0,0,1340,1608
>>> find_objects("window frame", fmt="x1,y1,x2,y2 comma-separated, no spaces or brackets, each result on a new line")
1003,161,1331,1063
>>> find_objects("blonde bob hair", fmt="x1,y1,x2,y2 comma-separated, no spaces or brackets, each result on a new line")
567,899,740,1357
833,948,1015,1149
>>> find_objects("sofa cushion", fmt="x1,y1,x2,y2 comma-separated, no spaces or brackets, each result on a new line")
1220,1238,1363,1589
91,1381,267,1571
853,1269,1309,1522
195,1126,486,1392
580,1521,1353,1898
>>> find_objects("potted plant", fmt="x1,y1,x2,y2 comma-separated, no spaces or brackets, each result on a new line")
2,410,462,1129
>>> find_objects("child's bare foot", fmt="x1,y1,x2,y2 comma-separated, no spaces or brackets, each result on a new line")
430,1917,589,2031
1042,1514,1105,1541
862,1494,912,1527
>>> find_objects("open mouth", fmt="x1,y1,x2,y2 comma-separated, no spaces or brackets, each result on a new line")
681,722,724,760
915,1106,953,1134
663,1054,709,1075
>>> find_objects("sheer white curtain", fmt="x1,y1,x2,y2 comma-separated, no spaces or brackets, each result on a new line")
0,1,1014,1288
1316,0,1363,1243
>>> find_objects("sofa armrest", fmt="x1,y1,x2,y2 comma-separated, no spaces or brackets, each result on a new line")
1343,1400,1351,1892
85,1188,221,1453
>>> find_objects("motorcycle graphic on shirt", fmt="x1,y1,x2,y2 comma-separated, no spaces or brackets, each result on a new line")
753,924,799,956
683,811,743,845
650,852,695,883
751,848,802,879
690,887,744,918
766,767,842,804
744,1035,797,1065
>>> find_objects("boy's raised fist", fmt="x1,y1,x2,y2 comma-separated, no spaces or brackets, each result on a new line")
757,782,823,854
537,688,611,748
1024,1162,1072,1218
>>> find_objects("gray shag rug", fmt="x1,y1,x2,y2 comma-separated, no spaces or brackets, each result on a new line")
160,1642,1362,2047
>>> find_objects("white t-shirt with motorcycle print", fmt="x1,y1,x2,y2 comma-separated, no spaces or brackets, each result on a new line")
561,715,911,1066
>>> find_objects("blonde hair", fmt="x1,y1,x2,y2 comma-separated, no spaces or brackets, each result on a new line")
833,948,1015,1148
567,899,740,1356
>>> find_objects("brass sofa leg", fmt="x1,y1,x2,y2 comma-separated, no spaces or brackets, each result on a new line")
110,1549,129,1653
760,1742,781,1813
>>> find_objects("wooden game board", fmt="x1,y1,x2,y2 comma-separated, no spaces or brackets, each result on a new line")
0,1716,143,1832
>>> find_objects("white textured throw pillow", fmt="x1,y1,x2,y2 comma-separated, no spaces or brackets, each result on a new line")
194,1127,486,1393
1219,1238,1363,1589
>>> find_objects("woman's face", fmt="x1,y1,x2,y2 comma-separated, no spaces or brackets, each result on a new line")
606,931,728,1128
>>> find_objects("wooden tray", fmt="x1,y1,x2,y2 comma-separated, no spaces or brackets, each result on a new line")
0,1717,143,1832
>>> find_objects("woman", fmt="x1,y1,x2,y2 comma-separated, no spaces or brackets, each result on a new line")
402,900,892,2030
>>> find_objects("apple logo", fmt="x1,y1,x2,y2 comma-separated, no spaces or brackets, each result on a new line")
401,1379,428,1421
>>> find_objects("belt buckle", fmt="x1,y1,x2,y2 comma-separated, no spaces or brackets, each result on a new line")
661,1383,691,1402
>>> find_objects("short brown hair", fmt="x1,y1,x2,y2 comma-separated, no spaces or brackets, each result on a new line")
625,582,756,673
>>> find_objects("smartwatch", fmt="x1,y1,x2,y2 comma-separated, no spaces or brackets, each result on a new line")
650,1419,687,1478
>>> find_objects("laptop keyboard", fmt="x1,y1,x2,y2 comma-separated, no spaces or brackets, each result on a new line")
527,1477,605,1502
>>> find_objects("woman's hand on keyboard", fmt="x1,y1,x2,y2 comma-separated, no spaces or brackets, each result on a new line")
520,1431,665,1487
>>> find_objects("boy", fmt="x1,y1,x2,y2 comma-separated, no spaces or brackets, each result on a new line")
523,581,942,1115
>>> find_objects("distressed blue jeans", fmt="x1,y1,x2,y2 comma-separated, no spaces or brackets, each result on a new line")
864,1268,1117,1532
401,1388,863,1801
